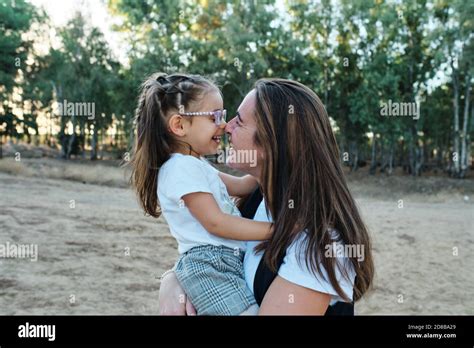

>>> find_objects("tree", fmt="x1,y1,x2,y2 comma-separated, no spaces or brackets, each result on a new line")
0,0,42,157
52,13,120,159
432,0,474,178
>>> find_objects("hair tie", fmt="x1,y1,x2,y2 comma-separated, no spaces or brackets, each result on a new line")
156,75,169,85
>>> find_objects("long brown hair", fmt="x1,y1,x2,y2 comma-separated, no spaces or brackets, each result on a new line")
129,72,218,218
253,78,374,302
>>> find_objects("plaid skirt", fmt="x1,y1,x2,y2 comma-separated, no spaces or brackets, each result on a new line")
174,244,257,315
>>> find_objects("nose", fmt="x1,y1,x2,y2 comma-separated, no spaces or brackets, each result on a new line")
218,119,227,129
225,117,234,134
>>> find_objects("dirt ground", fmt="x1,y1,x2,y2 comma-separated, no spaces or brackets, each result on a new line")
0,157,473,314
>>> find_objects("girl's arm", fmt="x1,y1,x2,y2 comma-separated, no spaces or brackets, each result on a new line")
182,192,272,240
218,173,258,197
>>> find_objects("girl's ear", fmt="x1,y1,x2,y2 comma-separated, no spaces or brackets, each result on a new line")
168,114,187,137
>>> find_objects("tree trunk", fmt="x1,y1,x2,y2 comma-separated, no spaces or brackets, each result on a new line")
52,81,67,158
415,140,424,176
90,125,98,160
60,133,67,159
466,133,471,174
98,129,103,160
380,141,387,173
66,133,75,160
353,149,358,172
452,64,460,177
388,140,394,175
460,72,471,178
66,115,76,159
369,135,377,175
128,122,135,152
338,137,346,164
408,131,415,175
465,102,473,174
350,141,359,172
80,123,86,159
435,147,442,173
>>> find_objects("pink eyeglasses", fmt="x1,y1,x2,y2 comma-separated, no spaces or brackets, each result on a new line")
179,109,227,126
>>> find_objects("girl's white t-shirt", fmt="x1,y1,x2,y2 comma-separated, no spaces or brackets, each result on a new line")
243,200,356,305
158,153,245,254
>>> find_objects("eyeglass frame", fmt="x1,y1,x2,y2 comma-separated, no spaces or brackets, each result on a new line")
178,109,227,126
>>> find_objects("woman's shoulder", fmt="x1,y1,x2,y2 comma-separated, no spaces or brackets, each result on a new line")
287,229,342,253
278,230,356,302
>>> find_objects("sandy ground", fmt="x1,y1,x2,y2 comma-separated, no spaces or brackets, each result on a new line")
0,158,473,315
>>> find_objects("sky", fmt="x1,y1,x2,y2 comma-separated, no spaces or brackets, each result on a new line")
27,0,288,62
28,0,128,63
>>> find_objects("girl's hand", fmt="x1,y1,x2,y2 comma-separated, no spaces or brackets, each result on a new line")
158,271,196,315
218,173,258,197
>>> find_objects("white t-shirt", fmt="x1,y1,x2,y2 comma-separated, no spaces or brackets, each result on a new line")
158,153,245,254
243,200,356,305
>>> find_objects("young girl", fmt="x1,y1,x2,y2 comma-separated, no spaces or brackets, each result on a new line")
129,72,272,315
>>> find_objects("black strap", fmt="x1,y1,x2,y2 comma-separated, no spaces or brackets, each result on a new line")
238,187,354,315
325,300,354,315
239,187,263,219
253,249,286,306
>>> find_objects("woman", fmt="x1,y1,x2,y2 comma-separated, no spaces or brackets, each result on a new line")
159,78,374,315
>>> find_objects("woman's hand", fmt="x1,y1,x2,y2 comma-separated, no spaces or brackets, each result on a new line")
158,271,196,315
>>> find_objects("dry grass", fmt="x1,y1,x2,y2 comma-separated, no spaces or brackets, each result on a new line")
0,160,34,177
0,158,130,188
1,157,473,200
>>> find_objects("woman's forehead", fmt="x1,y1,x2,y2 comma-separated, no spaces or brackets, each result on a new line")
238,90,256,122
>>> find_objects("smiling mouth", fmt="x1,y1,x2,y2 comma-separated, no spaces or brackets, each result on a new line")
212,135,221,144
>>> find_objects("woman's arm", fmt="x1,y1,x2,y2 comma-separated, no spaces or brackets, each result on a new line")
158,271,196,315
258,276,331,315
218,173,258,197
182,192,272,240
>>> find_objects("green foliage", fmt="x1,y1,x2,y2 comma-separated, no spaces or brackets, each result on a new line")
0,0,472,174
0,0,43,139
